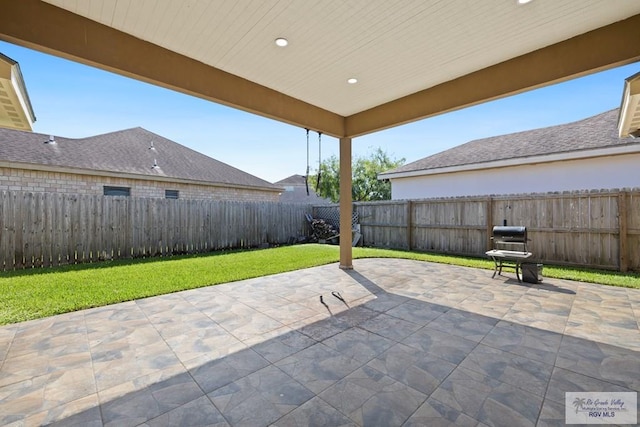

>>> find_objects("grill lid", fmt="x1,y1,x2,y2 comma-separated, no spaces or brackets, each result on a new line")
492,226,527,241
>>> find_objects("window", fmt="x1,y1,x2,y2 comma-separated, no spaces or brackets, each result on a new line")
103,186,130,197
165,189,179,199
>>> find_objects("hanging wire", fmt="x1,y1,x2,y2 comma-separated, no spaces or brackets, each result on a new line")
316,132,322,190
305,128,310,196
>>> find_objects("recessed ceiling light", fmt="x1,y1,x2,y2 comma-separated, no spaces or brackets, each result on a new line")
347,78,358,84
275,38,288,47
517,0,533,4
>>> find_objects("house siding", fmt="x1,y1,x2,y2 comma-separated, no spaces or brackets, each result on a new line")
390,153,640,199
0,167,278,202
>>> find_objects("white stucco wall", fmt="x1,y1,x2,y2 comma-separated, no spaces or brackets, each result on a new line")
390,153,640,199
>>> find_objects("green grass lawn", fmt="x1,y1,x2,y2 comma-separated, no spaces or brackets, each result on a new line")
1,244,638,325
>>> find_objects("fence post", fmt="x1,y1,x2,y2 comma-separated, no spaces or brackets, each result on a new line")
619,191,628,272
406,200,413,251
486,196,493,251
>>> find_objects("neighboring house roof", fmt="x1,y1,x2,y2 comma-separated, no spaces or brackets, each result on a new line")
381,109,640,177
274,174,331,204
618,71,640,138
0,52,36,131
0,126,280,191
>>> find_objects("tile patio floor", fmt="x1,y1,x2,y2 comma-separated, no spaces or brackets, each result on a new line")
0,258,638,426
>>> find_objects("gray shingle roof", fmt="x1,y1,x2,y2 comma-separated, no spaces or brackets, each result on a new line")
274,174,331,204
386,109,637,175
0,127,279,191
275,174,309,186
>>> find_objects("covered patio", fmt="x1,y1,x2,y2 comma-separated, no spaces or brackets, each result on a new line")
1,259,638,426
2,1,640,271
1,2,640,426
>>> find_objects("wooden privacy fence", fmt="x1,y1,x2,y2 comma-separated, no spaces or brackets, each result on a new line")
0,191,312,271
314,189,640,272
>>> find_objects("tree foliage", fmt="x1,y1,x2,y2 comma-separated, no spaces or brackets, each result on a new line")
311,148,405,202
313,156,340,203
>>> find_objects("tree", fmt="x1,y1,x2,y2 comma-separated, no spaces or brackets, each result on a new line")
312,148,405,202
313,155,341,203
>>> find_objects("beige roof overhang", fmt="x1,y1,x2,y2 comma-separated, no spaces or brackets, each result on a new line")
0,52,36,131
618,71,640,138
1,1,639,138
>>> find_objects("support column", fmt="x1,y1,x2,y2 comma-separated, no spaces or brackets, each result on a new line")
339,137,353,269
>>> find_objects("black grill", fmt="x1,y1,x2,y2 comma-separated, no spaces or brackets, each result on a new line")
491,226,527,244
486,225,532,282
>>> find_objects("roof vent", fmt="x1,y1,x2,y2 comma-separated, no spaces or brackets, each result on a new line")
152,159,159,169
149,140,156,150
46,135,55,144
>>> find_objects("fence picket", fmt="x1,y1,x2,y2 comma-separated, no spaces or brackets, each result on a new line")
313,189,639,272
0,191,314,270
1,189,638,272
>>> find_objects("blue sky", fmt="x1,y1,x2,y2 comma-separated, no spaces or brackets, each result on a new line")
2,40,639,183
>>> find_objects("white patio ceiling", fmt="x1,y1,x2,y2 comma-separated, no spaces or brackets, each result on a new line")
3,0,640,137
40,0,640,117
